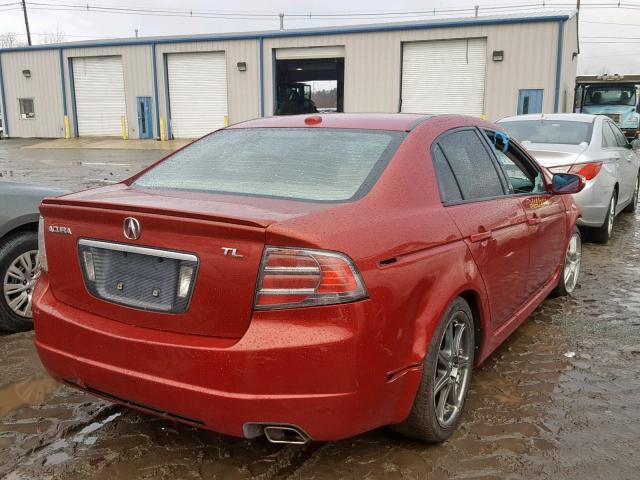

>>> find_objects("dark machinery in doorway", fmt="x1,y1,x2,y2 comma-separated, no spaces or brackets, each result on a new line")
275,57,344,115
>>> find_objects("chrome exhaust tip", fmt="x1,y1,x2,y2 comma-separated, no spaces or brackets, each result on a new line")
243,423,311,444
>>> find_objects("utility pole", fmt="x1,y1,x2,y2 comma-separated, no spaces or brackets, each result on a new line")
21,0,32,46
279,13,284,31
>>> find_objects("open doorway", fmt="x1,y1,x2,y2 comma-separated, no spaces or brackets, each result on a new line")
274,57,344,115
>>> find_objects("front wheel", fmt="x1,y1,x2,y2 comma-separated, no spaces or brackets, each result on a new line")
550,227,582,298
392,298,475,442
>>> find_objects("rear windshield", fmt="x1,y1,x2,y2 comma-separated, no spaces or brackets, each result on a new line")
498,120,593,145
134,128,405,202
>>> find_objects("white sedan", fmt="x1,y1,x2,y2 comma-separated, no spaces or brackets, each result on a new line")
498,113,640,243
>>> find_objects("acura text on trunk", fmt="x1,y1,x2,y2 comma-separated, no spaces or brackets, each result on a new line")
33,114,584,444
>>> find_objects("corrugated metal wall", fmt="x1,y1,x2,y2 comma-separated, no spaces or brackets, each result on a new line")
155,39,260,135
0,16,577,138
63,45,154,139
263,19,562,120
1,49,64,138
560,17,579,113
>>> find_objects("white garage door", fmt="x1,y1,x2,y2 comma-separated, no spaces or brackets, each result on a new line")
401,38,487,117
73,56,126,136
167,52,228,138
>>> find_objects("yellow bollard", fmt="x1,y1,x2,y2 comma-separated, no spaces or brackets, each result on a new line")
64,115,71,139
224,115,229,127
160,117,166,141
121,116,128,140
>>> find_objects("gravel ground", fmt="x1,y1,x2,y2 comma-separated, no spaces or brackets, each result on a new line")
1,138,639,480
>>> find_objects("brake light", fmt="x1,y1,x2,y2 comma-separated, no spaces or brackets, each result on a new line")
254,247,367,310
568,162,603,181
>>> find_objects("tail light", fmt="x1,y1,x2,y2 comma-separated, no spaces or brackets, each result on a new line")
549,162,603,181
254,247,367,310
38,216,48,272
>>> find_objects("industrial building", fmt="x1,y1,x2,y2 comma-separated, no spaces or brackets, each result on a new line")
0,10,579,139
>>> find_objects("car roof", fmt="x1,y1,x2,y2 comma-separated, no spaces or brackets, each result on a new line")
229,113,433,132
497,113,597,124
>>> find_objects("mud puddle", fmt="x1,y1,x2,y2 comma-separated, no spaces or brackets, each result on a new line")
0,375,60,417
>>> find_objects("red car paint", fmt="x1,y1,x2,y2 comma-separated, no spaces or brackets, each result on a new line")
33,114,581,441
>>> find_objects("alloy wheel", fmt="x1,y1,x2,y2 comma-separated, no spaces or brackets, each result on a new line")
3,250,40,318
563,232,581,294
434,314,473,428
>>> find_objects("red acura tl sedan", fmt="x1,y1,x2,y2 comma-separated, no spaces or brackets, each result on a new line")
33,114,583,444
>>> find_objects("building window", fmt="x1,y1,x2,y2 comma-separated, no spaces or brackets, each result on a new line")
19,98,35,119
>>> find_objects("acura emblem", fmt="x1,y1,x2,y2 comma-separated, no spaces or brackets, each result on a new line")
123,217,141,240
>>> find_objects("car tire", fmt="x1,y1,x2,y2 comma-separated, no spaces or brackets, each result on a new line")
550,226,582,298
622,174,639,213
0,232,39,332
590,191,617,244
392,297,475,443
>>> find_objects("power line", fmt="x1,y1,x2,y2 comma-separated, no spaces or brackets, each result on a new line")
2,1,585,20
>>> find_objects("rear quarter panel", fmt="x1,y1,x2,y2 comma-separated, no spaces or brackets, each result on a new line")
265,117,492,385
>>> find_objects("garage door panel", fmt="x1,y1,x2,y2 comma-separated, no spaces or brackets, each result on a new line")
167,52,228,139
401,38,487,117
73,56,126,137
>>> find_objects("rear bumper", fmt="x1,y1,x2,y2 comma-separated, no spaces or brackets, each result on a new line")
33,276,420,441
573,176,615,228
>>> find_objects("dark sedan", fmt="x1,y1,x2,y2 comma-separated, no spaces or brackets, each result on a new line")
1,182,65,332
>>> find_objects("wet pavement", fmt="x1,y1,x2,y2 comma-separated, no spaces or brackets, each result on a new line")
0,138,168,191
1,138,640,479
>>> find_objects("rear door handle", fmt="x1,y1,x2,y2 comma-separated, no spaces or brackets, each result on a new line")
470,230,493,243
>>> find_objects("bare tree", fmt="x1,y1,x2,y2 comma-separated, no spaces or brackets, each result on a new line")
39,25,66,45
0,32,26,48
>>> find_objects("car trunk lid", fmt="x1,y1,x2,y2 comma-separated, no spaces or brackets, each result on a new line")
40,184,330,338
521,142,589,168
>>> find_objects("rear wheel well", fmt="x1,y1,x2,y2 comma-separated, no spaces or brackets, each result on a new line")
1,222,39,243
459,290,483,356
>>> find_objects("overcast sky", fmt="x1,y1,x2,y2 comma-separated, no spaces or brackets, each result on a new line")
1,0,639,74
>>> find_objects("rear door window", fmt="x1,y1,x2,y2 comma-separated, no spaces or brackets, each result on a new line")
602,123,618,148
431,145,463,203
610,123,629,148
436,129,505,201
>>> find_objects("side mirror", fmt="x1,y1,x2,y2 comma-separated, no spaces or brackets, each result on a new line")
551,173,585,195
632,138,640,150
